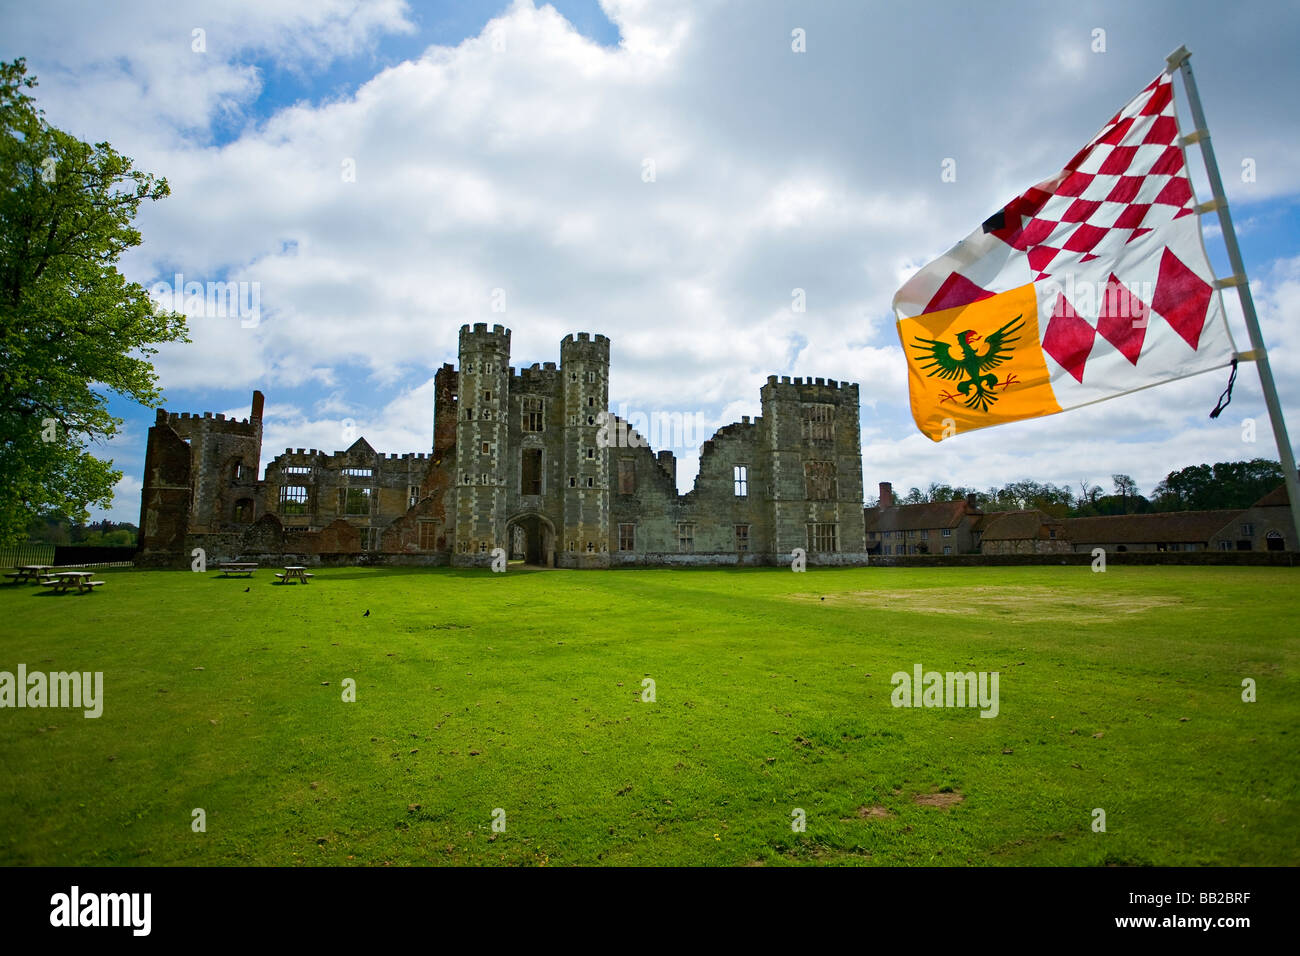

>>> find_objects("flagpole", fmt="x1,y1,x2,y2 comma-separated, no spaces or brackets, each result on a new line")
1167,45,1300,550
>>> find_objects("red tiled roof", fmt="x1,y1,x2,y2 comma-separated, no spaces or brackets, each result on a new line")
864,499,978,533
1061,510,1242,544
980,510,1062,541
1252,483,1289,508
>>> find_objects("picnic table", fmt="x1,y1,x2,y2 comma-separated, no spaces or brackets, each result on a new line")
40,570,105,594
4,565,53,584
275,566,315,585
218,562,258,577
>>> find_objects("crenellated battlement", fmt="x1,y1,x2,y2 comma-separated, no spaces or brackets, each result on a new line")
272,448,430,468
560,331,611,362
459,322,511,353
511,361,561,385
761,374,860,404
154,390,264,438
158,409,258,435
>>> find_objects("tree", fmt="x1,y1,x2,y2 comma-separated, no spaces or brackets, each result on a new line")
1079,479,1101,506
1152,459,1283,512
925,482,954,502
1112,474,1138,514
0,59,187,544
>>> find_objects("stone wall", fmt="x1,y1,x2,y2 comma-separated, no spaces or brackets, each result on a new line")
983,538,1073,555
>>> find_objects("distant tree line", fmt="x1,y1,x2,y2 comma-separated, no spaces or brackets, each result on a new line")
868,458,1285,518
26,516,137,547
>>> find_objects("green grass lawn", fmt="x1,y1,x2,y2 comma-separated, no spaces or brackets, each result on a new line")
1,564,1296,866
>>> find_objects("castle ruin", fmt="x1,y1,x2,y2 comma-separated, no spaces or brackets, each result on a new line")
137,325,868,568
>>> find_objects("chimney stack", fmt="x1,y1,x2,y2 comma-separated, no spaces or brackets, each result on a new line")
965,492,979,511
251,390,265,422
879,481,893,508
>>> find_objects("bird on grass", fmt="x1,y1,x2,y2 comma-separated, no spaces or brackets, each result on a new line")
363,610,370,617
244,587,250,593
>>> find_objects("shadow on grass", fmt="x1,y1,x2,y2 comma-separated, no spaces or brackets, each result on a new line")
318,566,552,581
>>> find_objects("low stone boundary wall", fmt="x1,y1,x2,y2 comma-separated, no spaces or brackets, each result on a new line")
131,545,1294,570
870,551,1296,567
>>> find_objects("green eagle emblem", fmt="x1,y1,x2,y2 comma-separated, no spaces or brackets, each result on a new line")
910,316,1025,413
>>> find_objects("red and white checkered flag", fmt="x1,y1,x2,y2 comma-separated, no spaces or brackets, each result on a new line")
893,71,1236,441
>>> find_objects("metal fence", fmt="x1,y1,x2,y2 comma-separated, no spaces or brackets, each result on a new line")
0,544,56,568
0,544,136,568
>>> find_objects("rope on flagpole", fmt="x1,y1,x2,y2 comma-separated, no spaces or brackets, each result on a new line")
1169,45,1300,547
1209,358,1237,419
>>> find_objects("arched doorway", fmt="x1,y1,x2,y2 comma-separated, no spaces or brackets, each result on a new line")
505,512,556,567
1266,530,1285,552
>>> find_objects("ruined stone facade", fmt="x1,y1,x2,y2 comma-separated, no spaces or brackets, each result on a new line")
137,325,868,568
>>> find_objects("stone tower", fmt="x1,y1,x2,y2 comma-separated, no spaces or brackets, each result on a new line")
559,332,610,568
760,376,867,562
453,323,511,566
139,390,263,538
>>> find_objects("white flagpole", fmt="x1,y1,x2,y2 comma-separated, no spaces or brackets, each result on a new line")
1167,45,1300,550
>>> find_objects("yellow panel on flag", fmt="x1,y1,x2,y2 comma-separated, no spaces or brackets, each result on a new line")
899,283,1062,441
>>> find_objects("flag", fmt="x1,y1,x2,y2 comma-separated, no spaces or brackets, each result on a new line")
893,70,1236,442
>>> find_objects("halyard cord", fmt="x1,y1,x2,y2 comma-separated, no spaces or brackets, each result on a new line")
1208,357,1237,419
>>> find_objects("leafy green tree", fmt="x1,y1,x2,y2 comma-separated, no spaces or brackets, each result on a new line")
1112,474,1138,514
1152,459,1283,511
0,59,186,544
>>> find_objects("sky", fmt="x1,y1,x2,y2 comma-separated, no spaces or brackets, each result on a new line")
3,0,1298,522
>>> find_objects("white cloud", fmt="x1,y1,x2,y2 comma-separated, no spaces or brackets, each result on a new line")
4,0,1298,515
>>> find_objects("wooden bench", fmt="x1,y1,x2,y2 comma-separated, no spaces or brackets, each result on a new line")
275,567,315,585
219,563,258,577
6,565,54,584
40,571,102,594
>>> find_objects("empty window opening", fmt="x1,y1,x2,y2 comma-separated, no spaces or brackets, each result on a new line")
523,397,544,432
734,465,748,497
341,487,372,515
279,486,309,515
808,522,838,553
801,404,835,441
521,449,543,495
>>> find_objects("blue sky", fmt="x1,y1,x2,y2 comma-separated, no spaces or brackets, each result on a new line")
2,0,1298,523
211,1,619,146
